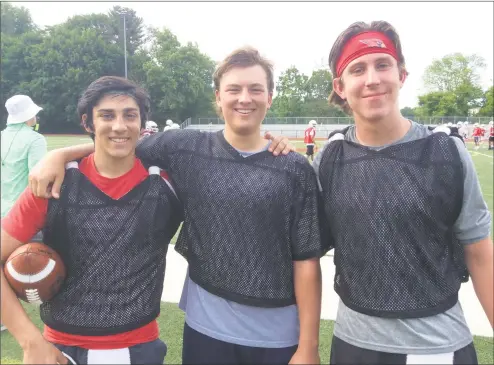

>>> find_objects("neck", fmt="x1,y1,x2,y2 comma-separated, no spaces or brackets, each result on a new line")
354,111,411,147
93,150,135,178
223,125,267,152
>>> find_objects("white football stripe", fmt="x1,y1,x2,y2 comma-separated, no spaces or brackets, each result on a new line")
7,259,56,284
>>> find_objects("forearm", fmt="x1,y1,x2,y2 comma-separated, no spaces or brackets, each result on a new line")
465,238,493,327
293,258,322,350
51,143,94,163
1,268,44,349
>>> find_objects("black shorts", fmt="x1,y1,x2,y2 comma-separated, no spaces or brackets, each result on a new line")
306,145,315,156
329,335,478,365
474,136,480,143
53,339,167,364
182,322,297,364
489,136,494,142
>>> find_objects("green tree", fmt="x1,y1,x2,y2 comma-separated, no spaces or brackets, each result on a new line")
300,100,346,117
305,69,333,101
423,53,486,93
271,67,308,117
477,86,494,117
415,91,459,117
400,106,416,117
143,28,215,122
22,27,124,132
0,2,37,36
108,6,146,56
0,31,44,128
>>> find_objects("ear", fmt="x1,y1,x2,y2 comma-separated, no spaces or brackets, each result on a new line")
81,114,93,134
267,92,273,109
399,68,407,89
333,78,346,100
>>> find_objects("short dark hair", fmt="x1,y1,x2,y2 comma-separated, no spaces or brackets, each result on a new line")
77,76,151,139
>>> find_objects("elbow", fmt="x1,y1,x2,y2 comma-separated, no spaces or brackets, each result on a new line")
464,237,493,269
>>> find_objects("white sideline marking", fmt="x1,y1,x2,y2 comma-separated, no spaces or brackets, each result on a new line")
471,151,494,159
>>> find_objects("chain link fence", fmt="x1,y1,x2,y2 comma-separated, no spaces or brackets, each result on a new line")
182,116,493,128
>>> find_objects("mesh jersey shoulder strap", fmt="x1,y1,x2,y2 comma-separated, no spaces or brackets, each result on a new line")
328,126,351,140
428,125,465,144
139,160,161,176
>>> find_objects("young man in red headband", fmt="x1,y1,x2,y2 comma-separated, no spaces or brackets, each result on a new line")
313,21,493,364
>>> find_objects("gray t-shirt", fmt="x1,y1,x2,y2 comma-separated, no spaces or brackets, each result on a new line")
313,121,491,355
178,142,300,348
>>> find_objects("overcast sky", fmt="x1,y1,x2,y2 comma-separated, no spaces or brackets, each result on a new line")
19,1,494,108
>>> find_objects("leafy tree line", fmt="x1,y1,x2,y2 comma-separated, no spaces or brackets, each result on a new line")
1,2,216,132
1,3,492,133
401,53,492,119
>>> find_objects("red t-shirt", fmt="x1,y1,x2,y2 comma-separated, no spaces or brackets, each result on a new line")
490,126,494,137
1,154,172,349
472,127,483,137
304,127,316,144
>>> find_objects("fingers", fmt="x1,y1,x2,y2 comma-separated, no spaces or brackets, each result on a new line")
271,139,286,156
282,142,295,155
28,174,38,197
35,177,52,199
51,175,64,199
265,132,275,152
264,132,294,156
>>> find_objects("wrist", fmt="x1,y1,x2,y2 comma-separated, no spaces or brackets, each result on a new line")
297,339,319,352
19,329,45,351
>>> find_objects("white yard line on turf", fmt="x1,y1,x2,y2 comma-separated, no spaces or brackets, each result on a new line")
469,150,494,159
472,151,494,159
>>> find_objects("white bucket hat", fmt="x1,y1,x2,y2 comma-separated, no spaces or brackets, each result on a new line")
5,95,43,125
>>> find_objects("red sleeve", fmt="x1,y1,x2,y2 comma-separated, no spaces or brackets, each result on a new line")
1,187,48,243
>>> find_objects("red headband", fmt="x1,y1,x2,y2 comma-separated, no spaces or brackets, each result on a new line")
335,31,398,77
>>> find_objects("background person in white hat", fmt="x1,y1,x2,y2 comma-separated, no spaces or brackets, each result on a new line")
1,94,47,219
1,95,46,332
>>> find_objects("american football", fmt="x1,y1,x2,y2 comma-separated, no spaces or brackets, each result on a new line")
4,242,66,305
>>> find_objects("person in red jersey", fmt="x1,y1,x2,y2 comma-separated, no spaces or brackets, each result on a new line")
1,76,183,364
488,121,494,150
304,119,318,161
140,120,159,139
472,123,483,150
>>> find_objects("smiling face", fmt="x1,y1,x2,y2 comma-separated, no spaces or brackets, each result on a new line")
215,65,273,135
83,94,141,161
333,53,406,122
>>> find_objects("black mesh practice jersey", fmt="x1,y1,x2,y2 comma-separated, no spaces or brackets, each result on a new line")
136,130,329,307
318,130,467,319
41,164,183,335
